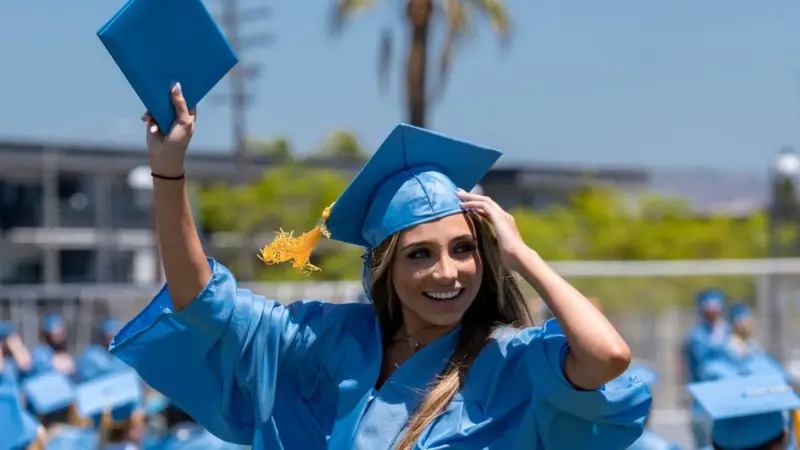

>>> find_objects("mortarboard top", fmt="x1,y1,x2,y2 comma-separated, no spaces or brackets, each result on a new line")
41,314,64,333
623,362,658,387
0,385,39,448
696,289,724,310
21,371,75,415
75,368,142,422
259,124,501,273
97,0,238,134
726,302,752,324
742,353,788,380
688,374,800,449
0,320,14,338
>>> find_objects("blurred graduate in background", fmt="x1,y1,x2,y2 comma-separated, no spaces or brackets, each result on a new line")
683,288,731,448
20,371,97,448
723,302,788,381
30,314,75,378
143,396,248,450
73,369,145,450
689,374,799,450
76,318,131,383
625,362,684,450
0,321,32,387
0,384,46,450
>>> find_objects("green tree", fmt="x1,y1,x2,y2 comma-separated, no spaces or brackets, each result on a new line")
512,187,770,311
198,164,362,281
331,0,510,127
246,137,294,161
313,129,368,161
515,187,769,261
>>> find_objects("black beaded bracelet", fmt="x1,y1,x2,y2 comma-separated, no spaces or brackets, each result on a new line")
151,172,186,180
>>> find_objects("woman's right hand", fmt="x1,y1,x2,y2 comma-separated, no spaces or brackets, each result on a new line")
142,82,197,177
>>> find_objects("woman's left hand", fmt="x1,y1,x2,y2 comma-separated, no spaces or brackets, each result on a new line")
457,190,532,272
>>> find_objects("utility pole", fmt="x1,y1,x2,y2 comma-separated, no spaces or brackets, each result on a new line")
214,0,273,279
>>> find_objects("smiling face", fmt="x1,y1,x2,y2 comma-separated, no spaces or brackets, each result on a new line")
389,213,483,335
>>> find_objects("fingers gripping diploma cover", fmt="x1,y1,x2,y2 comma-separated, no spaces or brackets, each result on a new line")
97,0,238,134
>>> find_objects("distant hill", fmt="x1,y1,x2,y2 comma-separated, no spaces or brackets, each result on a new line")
647,167,769,215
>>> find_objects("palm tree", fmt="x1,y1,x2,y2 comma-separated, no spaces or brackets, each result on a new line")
331,0,510,128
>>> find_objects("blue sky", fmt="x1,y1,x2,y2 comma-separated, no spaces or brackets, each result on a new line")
3,1,800,170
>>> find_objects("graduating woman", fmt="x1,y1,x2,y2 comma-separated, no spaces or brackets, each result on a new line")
110,84,651,449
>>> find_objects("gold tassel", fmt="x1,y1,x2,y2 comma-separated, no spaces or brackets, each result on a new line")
258,204,334,273
793,409,800,449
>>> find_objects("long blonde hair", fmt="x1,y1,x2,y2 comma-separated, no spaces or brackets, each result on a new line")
368,211,533,450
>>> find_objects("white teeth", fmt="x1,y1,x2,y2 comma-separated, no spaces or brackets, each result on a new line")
424,290,462,300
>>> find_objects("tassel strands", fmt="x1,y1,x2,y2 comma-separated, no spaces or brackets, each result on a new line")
258,203,334,274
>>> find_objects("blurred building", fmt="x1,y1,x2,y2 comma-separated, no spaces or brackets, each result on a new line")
480,164,649,210
0,139,650,286
0,139,276,286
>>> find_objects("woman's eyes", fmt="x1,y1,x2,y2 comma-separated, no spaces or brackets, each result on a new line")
407,249,430,259
454,242,477,254
406,242,476,259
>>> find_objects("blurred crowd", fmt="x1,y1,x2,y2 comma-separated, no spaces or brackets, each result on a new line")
2,288,799,449
0,315,248,449
627,288,800,450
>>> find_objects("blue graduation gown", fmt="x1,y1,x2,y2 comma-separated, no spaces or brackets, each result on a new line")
76,344,130,382
1,356,20,386
30,344,55,376
627,429,683,450
683,322,730,383
110,258,651,449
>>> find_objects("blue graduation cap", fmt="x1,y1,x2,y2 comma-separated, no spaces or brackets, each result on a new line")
623,362,658,387
99,318,120,336
259,124,501,272
44,425,98,450
688,374,800,449
0,385,40,449
742,353,788,380
696,288,725,311
74,368,143,423
97,0,238,134
41,314,65,333
21,371,75,416
726,302,752,324
0,320,14,338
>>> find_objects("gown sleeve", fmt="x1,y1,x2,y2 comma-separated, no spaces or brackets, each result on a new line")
108,258,330,444
30,346,52,377
517,319,652,449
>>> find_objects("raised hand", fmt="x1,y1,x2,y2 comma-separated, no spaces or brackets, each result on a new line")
141,82,197,177
457,189,531,272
